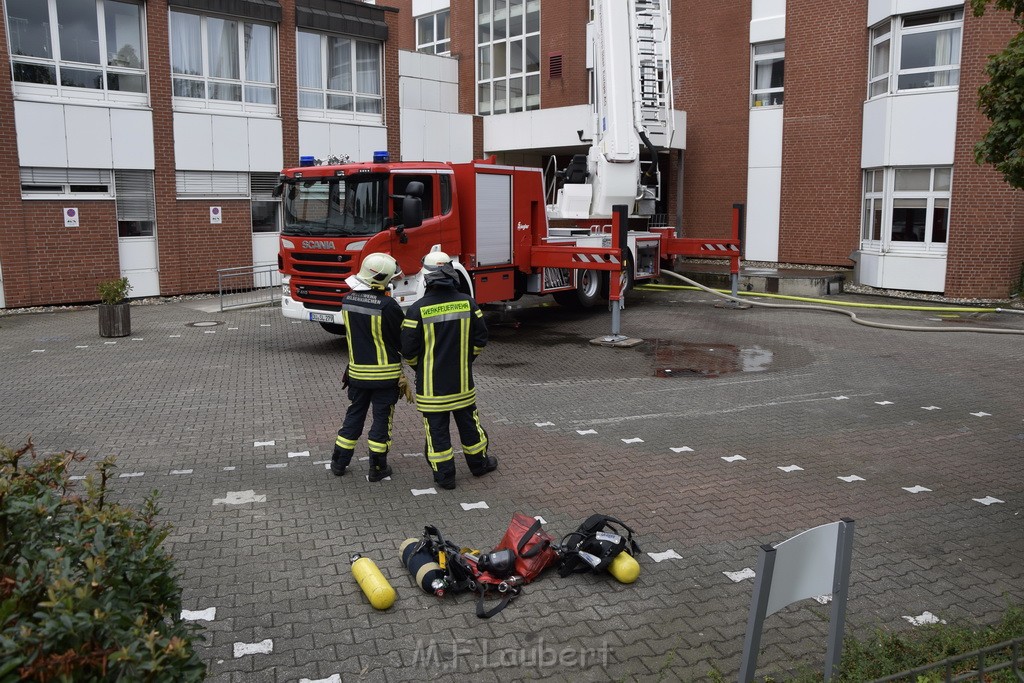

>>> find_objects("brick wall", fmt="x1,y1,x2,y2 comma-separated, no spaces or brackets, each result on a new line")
168,201,254,293
778,1,866,266
947,8,1024,298
675,3,751,238
280,1,299,167
384,8,403,159
0,5,29,306
540,1,590,110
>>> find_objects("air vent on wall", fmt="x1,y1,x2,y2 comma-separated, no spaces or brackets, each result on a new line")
549,53,563,80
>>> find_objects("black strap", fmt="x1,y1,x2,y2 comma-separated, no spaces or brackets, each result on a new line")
475,585,513,619
516,518,550,559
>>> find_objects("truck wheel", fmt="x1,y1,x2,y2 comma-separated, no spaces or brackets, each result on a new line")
319,322,346,335
553,268,603,309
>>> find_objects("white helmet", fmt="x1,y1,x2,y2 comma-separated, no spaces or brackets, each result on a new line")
422,251,452,271
356,252,401,289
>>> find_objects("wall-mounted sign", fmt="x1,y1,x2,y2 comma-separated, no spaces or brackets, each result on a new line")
63,207,79,227
210,206,222,224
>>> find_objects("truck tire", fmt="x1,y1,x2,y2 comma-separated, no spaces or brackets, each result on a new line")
553,268,603,309
319,322,346,335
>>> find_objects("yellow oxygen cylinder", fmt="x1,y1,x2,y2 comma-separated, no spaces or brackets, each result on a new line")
607,551,640,584
351,553,397,610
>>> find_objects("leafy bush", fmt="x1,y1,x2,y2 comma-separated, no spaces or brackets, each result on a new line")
0,441,206,682
96,277,132,306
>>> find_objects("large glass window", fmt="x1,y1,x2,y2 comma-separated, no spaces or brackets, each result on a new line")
868,9,962,97
251,173,281,234
477,0,540,115
115,170,155,237
861,167,951,251
6,0,146,98
416,9,450,55
751,40,784,107
297,30,382,118
20,167,113,199
282,176,388,237
170,10,276,109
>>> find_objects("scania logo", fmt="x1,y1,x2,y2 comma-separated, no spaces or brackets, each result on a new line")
301,240,336,250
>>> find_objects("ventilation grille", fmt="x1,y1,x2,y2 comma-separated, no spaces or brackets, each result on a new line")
549,53,563,79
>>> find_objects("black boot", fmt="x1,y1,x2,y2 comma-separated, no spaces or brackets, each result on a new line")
470,456,499,477
433,459,457,490
367,454,392,482
330,447,350,476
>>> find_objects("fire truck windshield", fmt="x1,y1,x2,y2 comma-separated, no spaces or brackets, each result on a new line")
282,175,386,237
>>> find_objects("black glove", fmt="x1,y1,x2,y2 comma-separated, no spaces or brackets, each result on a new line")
342,367,350,389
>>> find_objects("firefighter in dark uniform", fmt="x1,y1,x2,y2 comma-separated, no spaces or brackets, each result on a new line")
401,251,498,490
331,252,405,482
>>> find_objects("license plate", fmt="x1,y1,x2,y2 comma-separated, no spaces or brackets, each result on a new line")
309,312,335,323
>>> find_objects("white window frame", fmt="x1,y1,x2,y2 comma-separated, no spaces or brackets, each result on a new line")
476,0,540,115
295,28,383,123
169,9,278,114
20,167,114,199
115,169,156,238
751,40,784,108
5,0,148,105
860,167,952,255
416,9,450,55
250,172,281,234
867,9,962,99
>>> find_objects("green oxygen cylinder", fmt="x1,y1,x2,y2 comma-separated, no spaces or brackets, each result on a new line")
351,553,396,609
607,550,640,584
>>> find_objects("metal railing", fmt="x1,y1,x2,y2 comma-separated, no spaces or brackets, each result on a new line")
870,636,1024,682
217,264,280,312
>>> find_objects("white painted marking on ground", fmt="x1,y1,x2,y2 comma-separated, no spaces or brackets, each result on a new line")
69,475,86,481
404,452,423,457
222,466,236,471
266,463,287,469
903,485,931,494
204,330,216,334
831,396,849,400
903,612,945,626
181,607,216,621
104,341,117,345
647,550,683,563
213,491,266,505
76,345,89,349
973,496,1005,506
170,469,193,475
118,472,144,478
576,429,597,435
233,639,273,657
621,437,644,444
721,455,746,463
411,488,437,496
921,406,941,411
299,675,341,683
288,451,310,458
169,335,181,338
838,475,865,483
815,595,832,605
970,412,991,417
724,568,756,582
260,324,271,327
312,460,330,465
254,440,275,447
366,475,391,481
778,465,804,473
535,421,555,427
670,446,694,453
358,456,369,461
290,321,302,324
132,338,143,341
228,327,238,330
31,349,45,353
324,463,331,469
460,501,489,511
534,516,547,524
875,401,894,406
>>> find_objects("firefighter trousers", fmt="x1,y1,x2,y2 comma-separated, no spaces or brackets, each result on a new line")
421,404,489,485
333,384,400,470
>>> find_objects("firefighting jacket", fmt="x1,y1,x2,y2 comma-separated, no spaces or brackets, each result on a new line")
400,282,487,412
342,289,405,388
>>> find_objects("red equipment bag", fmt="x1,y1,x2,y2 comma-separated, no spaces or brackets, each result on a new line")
494,512,560,582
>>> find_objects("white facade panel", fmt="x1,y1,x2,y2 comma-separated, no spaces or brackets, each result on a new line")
66,106,113,168
357,126,388,161
485,105,592,152
298,121,331,160
211,116,250,171
174,113,214,169
401,77,423,109
248,118,283,171
110,109,155,169
412,0,449,17
421,80,441,111
867,0,897,25
746,167,782,262
400,110,427,160
439,82,459,113
888,92,958,166
423,111,451,161
330,125,362,160
748,107,783,168
15,101,68,167
868,0,962,26
861,97,889,168
449,114,473,162
399,50,421,79
752,0,786,21
750,15,785,43
864,252,947,291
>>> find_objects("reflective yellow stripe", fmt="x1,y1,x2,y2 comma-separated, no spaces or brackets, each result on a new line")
336,436,357,449
474,309,483,318
402,319,420,329
367,439,388,453
427,448,454,463
372,315,385,364
460,318,469,394
463,409,488,454
421,300,471,318
415,390,476,412
424,323,435,397
342,310,354,358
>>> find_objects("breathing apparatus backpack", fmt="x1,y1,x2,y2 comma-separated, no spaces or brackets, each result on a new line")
557,514,642,578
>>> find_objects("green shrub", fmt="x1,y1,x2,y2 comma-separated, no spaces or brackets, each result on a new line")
0,441,206,682
96,277,132,305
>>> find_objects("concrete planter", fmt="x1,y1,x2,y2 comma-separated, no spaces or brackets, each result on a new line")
98,303,131,338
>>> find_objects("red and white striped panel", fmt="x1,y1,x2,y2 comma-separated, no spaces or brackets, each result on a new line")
573,253,620,264
701,244,740,253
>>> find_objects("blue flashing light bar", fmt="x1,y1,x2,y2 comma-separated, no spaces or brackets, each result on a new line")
299,155,315,167
373,150,390,163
